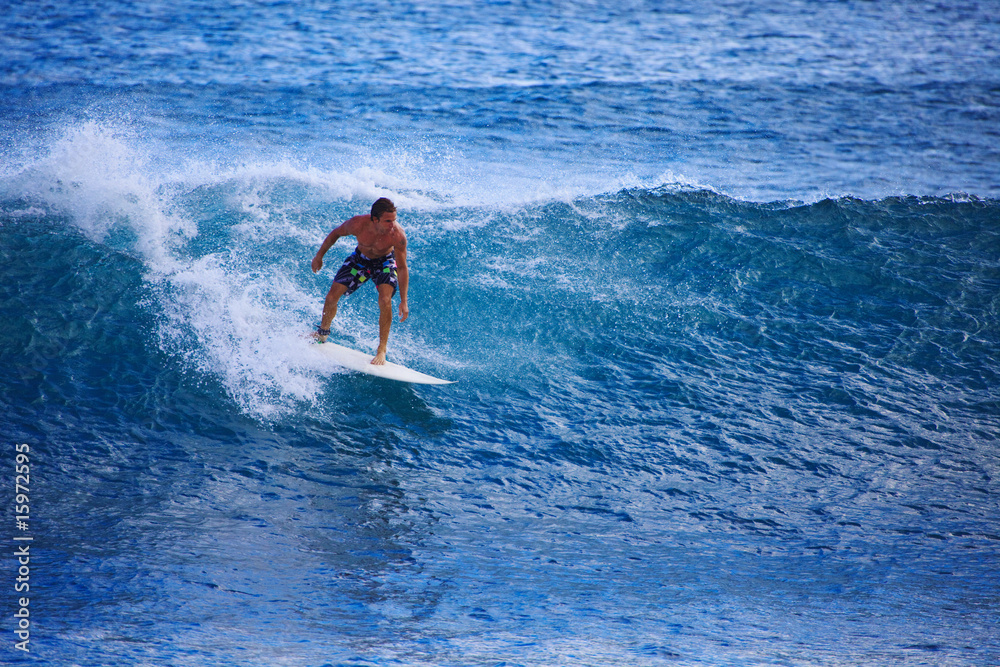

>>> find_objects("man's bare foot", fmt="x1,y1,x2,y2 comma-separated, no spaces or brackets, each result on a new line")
312,326,330,343
371,349,387,365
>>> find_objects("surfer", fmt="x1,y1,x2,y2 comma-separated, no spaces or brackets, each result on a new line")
311,197,409,365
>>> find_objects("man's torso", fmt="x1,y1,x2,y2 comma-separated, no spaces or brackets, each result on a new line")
353,215,402,259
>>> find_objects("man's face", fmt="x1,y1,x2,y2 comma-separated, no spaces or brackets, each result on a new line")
373,210,396,233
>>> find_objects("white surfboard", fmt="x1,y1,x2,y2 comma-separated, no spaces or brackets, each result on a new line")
314,341,455,385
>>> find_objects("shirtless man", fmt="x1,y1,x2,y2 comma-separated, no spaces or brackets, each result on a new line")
311,197,409,365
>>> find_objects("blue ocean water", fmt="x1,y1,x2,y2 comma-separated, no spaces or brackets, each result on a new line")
2,1,999,665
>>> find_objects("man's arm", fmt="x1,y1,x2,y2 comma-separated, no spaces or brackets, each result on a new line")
311,216,362,273
396,233,409,322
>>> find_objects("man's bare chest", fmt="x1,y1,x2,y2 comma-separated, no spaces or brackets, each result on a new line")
356,227,397,257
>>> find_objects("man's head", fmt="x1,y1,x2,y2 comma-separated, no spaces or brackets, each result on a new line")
371,197,396,222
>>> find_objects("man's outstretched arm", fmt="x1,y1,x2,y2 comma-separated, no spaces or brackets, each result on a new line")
396,237,409,322
312,216,362,272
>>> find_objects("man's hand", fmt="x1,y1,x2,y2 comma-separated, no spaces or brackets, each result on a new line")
399,301,409,322
311,254,323,273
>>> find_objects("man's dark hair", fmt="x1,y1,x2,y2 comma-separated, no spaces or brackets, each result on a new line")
371,197,396,220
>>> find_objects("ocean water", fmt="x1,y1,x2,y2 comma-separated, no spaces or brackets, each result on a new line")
2,1,999,665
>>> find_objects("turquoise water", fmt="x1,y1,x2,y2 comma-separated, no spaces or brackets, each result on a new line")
2,2,999,665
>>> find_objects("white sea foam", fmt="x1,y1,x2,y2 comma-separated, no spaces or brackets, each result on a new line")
7,122,196,270
0,124,359,416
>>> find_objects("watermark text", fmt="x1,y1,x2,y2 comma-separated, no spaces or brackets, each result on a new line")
13,443,31,653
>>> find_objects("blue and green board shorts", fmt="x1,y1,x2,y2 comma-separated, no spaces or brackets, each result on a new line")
333,247,398,296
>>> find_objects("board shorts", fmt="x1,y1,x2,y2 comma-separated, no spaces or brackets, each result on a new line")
333,247,398,296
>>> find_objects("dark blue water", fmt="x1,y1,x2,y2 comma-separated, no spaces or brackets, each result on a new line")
2,1,999,665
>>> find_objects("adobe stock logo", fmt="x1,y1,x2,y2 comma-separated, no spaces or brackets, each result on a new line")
12,443,32,653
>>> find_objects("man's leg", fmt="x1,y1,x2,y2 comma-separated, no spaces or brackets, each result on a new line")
372,283,395,365
318,282,349,341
